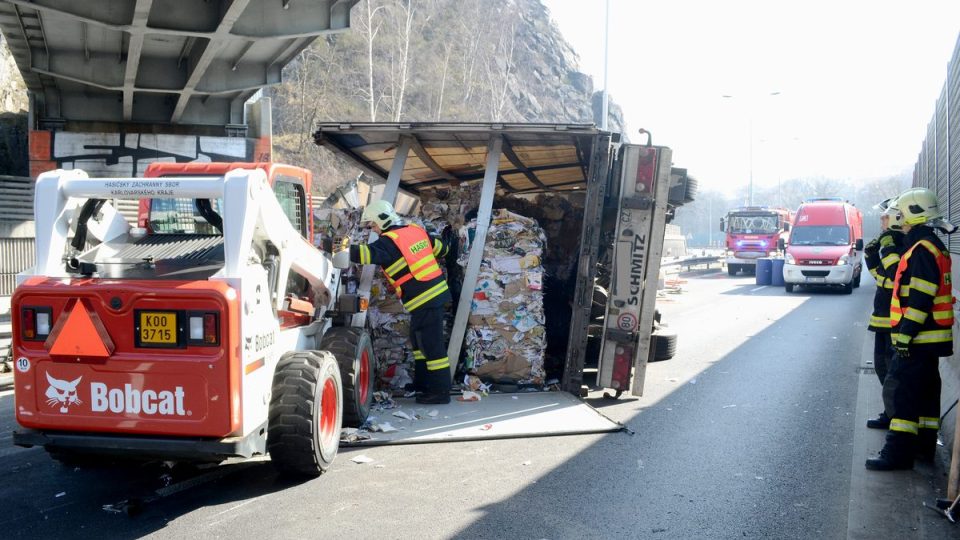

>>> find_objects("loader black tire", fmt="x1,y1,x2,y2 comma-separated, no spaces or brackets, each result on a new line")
648,331,678,362
267,351,342,477
319,327,375,427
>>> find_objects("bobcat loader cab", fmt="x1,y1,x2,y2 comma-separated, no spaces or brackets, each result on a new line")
11,163,375,476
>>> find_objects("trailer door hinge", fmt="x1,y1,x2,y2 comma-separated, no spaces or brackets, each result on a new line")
606,329,636,344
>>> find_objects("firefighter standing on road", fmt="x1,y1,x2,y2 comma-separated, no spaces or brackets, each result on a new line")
332,200,453,405
866,188,956,471
862,198,905,430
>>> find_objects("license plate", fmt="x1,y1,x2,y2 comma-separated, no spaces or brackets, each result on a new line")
807,277,826,283
139,311,177,345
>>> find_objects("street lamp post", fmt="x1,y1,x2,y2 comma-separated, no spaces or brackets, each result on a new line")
722,91,780,206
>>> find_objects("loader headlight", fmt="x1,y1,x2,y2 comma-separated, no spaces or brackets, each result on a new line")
836,255,849,266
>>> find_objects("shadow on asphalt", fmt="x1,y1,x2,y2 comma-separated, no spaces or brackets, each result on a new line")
444,281,914,539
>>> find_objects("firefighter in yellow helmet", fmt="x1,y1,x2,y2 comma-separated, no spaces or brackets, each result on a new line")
332,200,452,404
862,197,905,430
866,188,956,470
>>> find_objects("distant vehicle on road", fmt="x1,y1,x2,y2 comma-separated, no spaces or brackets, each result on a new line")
720,206,793,275
781,198,863,294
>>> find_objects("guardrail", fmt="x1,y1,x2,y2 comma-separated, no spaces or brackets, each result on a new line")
661,256,723,270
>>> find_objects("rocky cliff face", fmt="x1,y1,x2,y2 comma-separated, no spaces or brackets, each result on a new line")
0,35,27,114
272,0,628,191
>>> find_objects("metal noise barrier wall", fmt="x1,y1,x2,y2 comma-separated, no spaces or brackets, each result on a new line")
913,34,960,254
0,237,34,296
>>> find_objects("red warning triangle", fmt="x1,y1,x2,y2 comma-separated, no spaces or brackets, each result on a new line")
46,300,115,358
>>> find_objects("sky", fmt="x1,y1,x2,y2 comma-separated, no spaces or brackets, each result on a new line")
543,0,960,196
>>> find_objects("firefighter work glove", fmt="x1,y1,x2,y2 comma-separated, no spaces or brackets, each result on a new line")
332,249,351,269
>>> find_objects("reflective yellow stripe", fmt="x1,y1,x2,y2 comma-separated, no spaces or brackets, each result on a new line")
919,417,940,430
869,315,891,328
869,268,881,280
383,231,399,241
409,256,434,273
934,294,953,304
891,333,911,345
404,281,449,311
413,263,441,280
359,245,372,265
910,277,938,296
881,253,900,269
890,418,919,435
433,239,443,257
413,350,426,360
385,257,407,276
913,329,952,344
904,307,928,324
426,357,450,371
933,310,953,321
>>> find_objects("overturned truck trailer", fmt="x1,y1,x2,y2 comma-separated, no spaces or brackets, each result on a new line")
313,123,694,399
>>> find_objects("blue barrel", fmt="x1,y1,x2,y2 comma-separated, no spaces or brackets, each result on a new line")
770,258,785,286
755,258,773,286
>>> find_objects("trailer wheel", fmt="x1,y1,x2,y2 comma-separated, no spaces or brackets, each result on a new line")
267,351,342,477
649,331,678,362
319,327,375,427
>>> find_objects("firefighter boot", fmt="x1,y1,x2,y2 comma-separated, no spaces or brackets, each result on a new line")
915,430,939,463
866,411,890,430
865,433,914,471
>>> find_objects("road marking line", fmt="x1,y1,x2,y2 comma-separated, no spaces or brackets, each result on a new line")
750,286,767,292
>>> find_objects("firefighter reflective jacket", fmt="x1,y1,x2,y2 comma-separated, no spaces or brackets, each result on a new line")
864,229,904,331
350,224,451,312
890,226,954,357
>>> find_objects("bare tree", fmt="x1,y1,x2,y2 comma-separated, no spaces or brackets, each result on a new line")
356,0,388,121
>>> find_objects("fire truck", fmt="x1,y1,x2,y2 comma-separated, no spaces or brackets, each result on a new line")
720,206,794,275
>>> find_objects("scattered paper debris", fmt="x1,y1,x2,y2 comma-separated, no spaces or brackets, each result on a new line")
351,455,375,464
428,409,439,418
341,427,372,443
392,410,415,421
369,422,399,433
723,404,737,409
689,379,697,385
480,423,493,431
459,391,482,402
512,396,519,400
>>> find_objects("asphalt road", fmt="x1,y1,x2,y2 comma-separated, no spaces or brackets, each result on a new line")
0,269,954,539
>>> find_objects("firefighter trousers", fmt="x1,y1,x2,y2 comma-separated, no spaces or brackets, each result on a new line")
872,332,893,386
881,351,941,455
409,306,452,395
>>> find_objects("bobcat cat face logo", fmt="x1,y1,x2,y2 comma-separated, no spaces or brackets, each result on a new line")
45,373,83,414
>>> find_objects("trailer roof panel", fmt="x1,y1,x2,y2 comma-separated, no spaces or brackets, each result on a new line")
313,122,603,194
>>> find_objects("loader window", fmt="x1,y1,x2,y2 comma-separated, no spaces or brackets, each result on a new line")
273,176,308,238
149,198,223,235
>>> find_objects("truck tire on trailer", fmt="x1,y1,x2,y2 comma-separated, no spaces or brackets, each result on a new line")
267,351,342,477
648,331,678,362
318,328,375,427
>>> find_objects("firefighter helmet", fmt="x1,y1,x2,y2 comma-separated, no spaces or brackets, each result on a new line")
361,199,401,230
877,197,904,231
894,188,942,226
